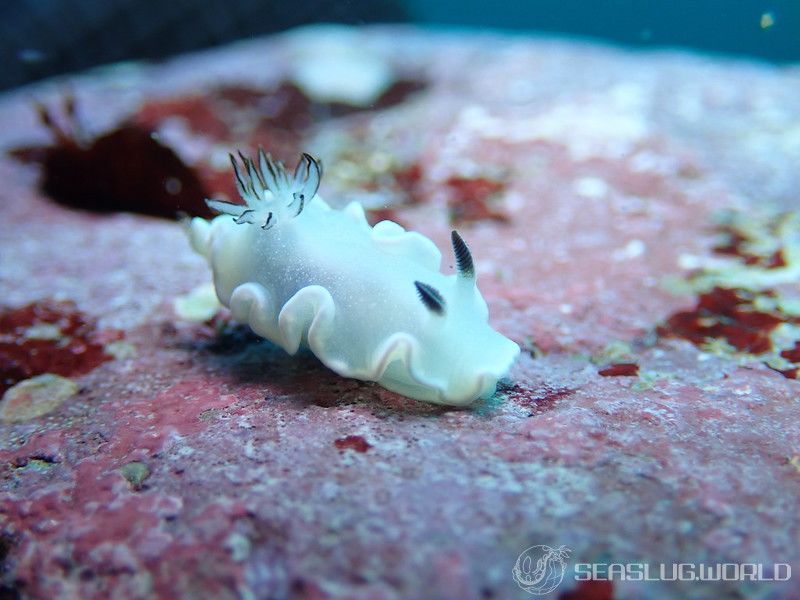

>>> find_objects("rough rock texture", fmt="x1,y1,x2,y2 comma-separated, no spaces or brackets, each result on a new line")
1,25,799,600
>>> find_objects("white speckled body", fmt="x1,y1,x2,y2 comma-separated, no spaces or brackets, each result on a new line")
189,153,519,405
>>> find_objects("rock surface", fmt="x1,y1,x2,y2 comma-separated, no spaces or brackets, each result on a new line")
1,25,799,600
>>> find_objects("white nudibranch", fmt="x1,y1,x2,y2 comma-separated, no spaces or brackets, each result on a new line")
188,149,519,405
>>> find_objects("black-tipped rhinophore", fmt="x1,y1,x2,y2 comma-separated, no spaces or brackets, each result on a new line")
230,153,248,199
414,281,446,315
451,230,475,279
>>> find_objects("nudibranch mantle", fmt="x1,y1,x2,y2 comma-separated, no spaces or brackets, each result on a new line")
188,150,519,405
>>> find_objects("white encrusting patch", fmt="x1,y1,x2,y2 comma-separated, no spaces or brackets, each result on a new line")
286,26,394,106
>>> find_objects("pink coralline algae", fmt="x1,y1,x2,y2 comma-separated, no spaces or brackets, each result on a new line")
1,24,799,600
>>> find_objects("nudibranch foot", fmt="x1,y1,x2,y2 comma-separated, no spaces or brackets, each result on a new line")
190,148,519,405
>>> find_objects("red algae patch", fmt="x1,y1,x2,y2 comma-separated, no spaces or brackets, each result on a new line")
334,435,373,453
390,163,425,203
134,95,231,140
659,211,800,378
598,363,640,377
780,341,800,363
132,83,316,203
135,83,313,148
769,365,799,380
713,223,788,269
8,76,430,226
323,79,427,117
658,286,800,379
658,287,785,355
445,176,509,224
110,79,428,211
0,300,121,394
9,97,212,219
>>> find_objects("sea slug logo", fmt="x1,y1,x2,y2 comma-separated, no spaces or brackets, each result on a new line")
512,545,572,595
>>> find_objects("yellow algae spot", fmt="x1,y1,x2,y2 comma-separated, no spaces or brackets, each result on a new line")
772,323,800,350
174,282,221,322
777,297,800,317
591,340,636,366
788,455,800,473
105,340,137,360
700,337,740,357
760,12,775,29
23,323,62,340
119,461,151,490
631,370,675,392
0,374,78,422
683,211,800,292
764,354,796,372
